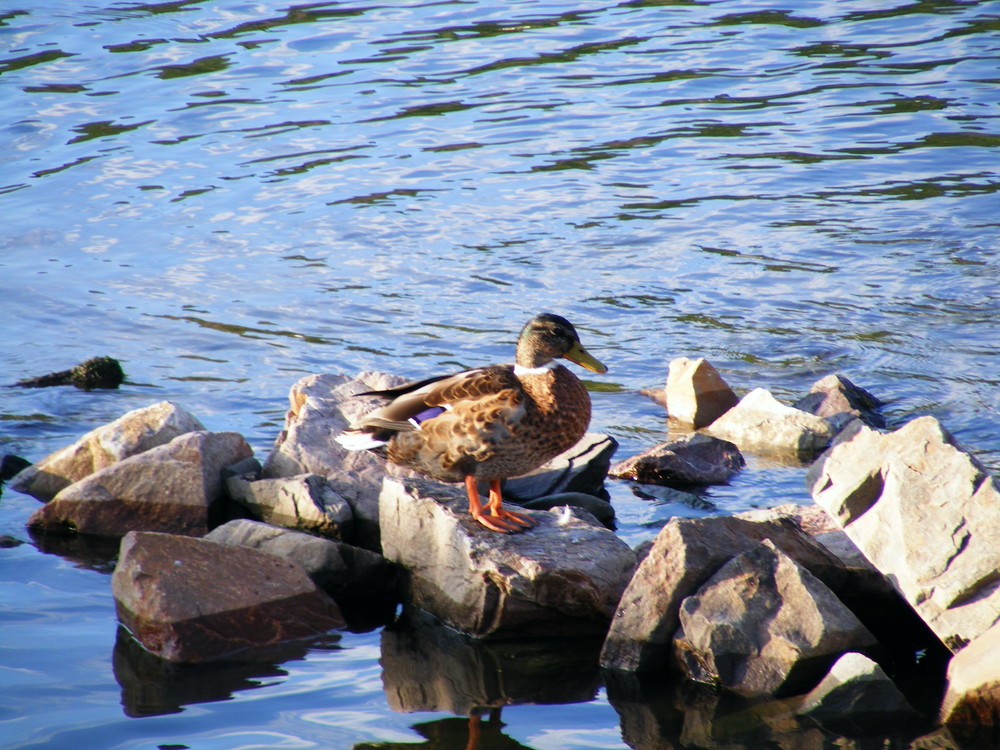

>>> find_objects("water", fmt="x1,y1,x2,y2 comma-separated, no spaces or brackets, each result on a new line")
2,0,999,747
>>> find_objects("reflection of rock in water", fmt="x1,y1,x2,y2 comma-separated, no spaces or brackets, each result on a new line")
353,711,531,750
28,526,120,573
380,608,601,717
112,625,335,717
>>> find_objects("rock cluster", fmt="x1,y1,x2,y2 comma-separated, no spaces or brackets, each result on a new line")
9,359,1000,739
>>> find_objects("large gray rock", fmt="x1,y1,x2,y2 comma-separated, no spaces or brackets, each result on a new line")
796,652,915,721
706,388,835,459
226,473,353,541
809,416,1000,652
379,476,637,638
673,540,877,697
664,357,739,428
263,372,422,550
28,431,252,537
600,514,852,673
11,401,204,501
205,519,397,604
609,433,744,486
112,531,345,663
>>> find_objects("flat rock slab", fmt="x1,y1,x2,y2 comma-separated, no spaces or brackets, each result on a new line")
11,401,204,501
379,477,637,638
809,415,1000,652
503,433,618,502
112,531,345,663
673,540,877,698
706,388,835,460
226,473,353,541
609,433,744,486
29,431,252,537
600,514,851,673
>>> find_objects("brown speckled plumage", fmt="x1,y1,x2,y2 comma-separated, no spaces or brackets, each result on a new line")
337,313,606,532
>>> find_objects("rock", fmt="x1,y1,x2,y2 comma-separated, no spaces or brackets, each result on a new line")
663,357,739,428
11,401,205,501
262,372,426,550
940,621,1000,725
28,431,252,537
793,373,885,430
15,355,124,390
519,492,615,526
796,652,915,720
226,473,353,540
809,416,1000,652
112,531,345,663
673,540,877,698
609,433,744,486
600,514,854,673
503,433,618,502
1,454,31,482
379,476,637,638
705,388,835,459
0,534,24,548
205,519,398,605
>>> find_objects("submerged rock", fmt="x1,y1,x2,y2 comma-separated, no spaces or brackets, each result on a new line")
809,416,1000,652
793,373,886,430
28,431,251,537
673,540,877,698
663,357,740,428
112,531,345,663
796,652,915,721
11,401,205,501
706,387,835,459
226,473,353,541
379,476,636,638
609,433,744,486
15,355,124,391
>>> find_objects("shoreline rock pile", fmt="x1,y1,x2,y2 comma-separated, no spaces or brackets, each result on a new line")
6,358,1000,741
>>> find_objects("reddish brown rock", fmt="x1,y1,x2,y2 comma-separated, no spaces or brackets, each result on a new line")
11,401,204,501
28,431,251,537
793,374,885,429
609,433,744,486
112,531,345,663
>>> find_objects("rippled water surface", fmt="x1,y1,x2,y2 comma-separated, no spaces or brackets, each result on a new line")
2,0,999,747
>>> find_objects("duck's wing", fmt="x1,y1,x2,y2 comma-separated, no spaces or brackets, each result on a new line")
347,365,520,435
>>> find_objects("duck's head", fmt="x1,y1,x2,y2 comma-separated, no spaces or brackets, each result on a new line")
515,313,607,374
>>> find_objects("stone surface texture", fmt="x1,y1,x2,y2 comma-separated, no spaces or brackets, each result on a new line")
205,519,397,603
609,433,744,486
600,514,852,673
226,473,353,540
809,415,1000,652
706,388,836,458
11,401,204,501
379,477,637,638
673,540,877,697
664,357,740,428
940,621,1000,726
111,531,345,663
28,431,252,537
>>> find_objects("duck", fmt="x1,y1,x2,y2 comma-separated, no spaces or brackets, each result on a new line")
335,313,607,532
